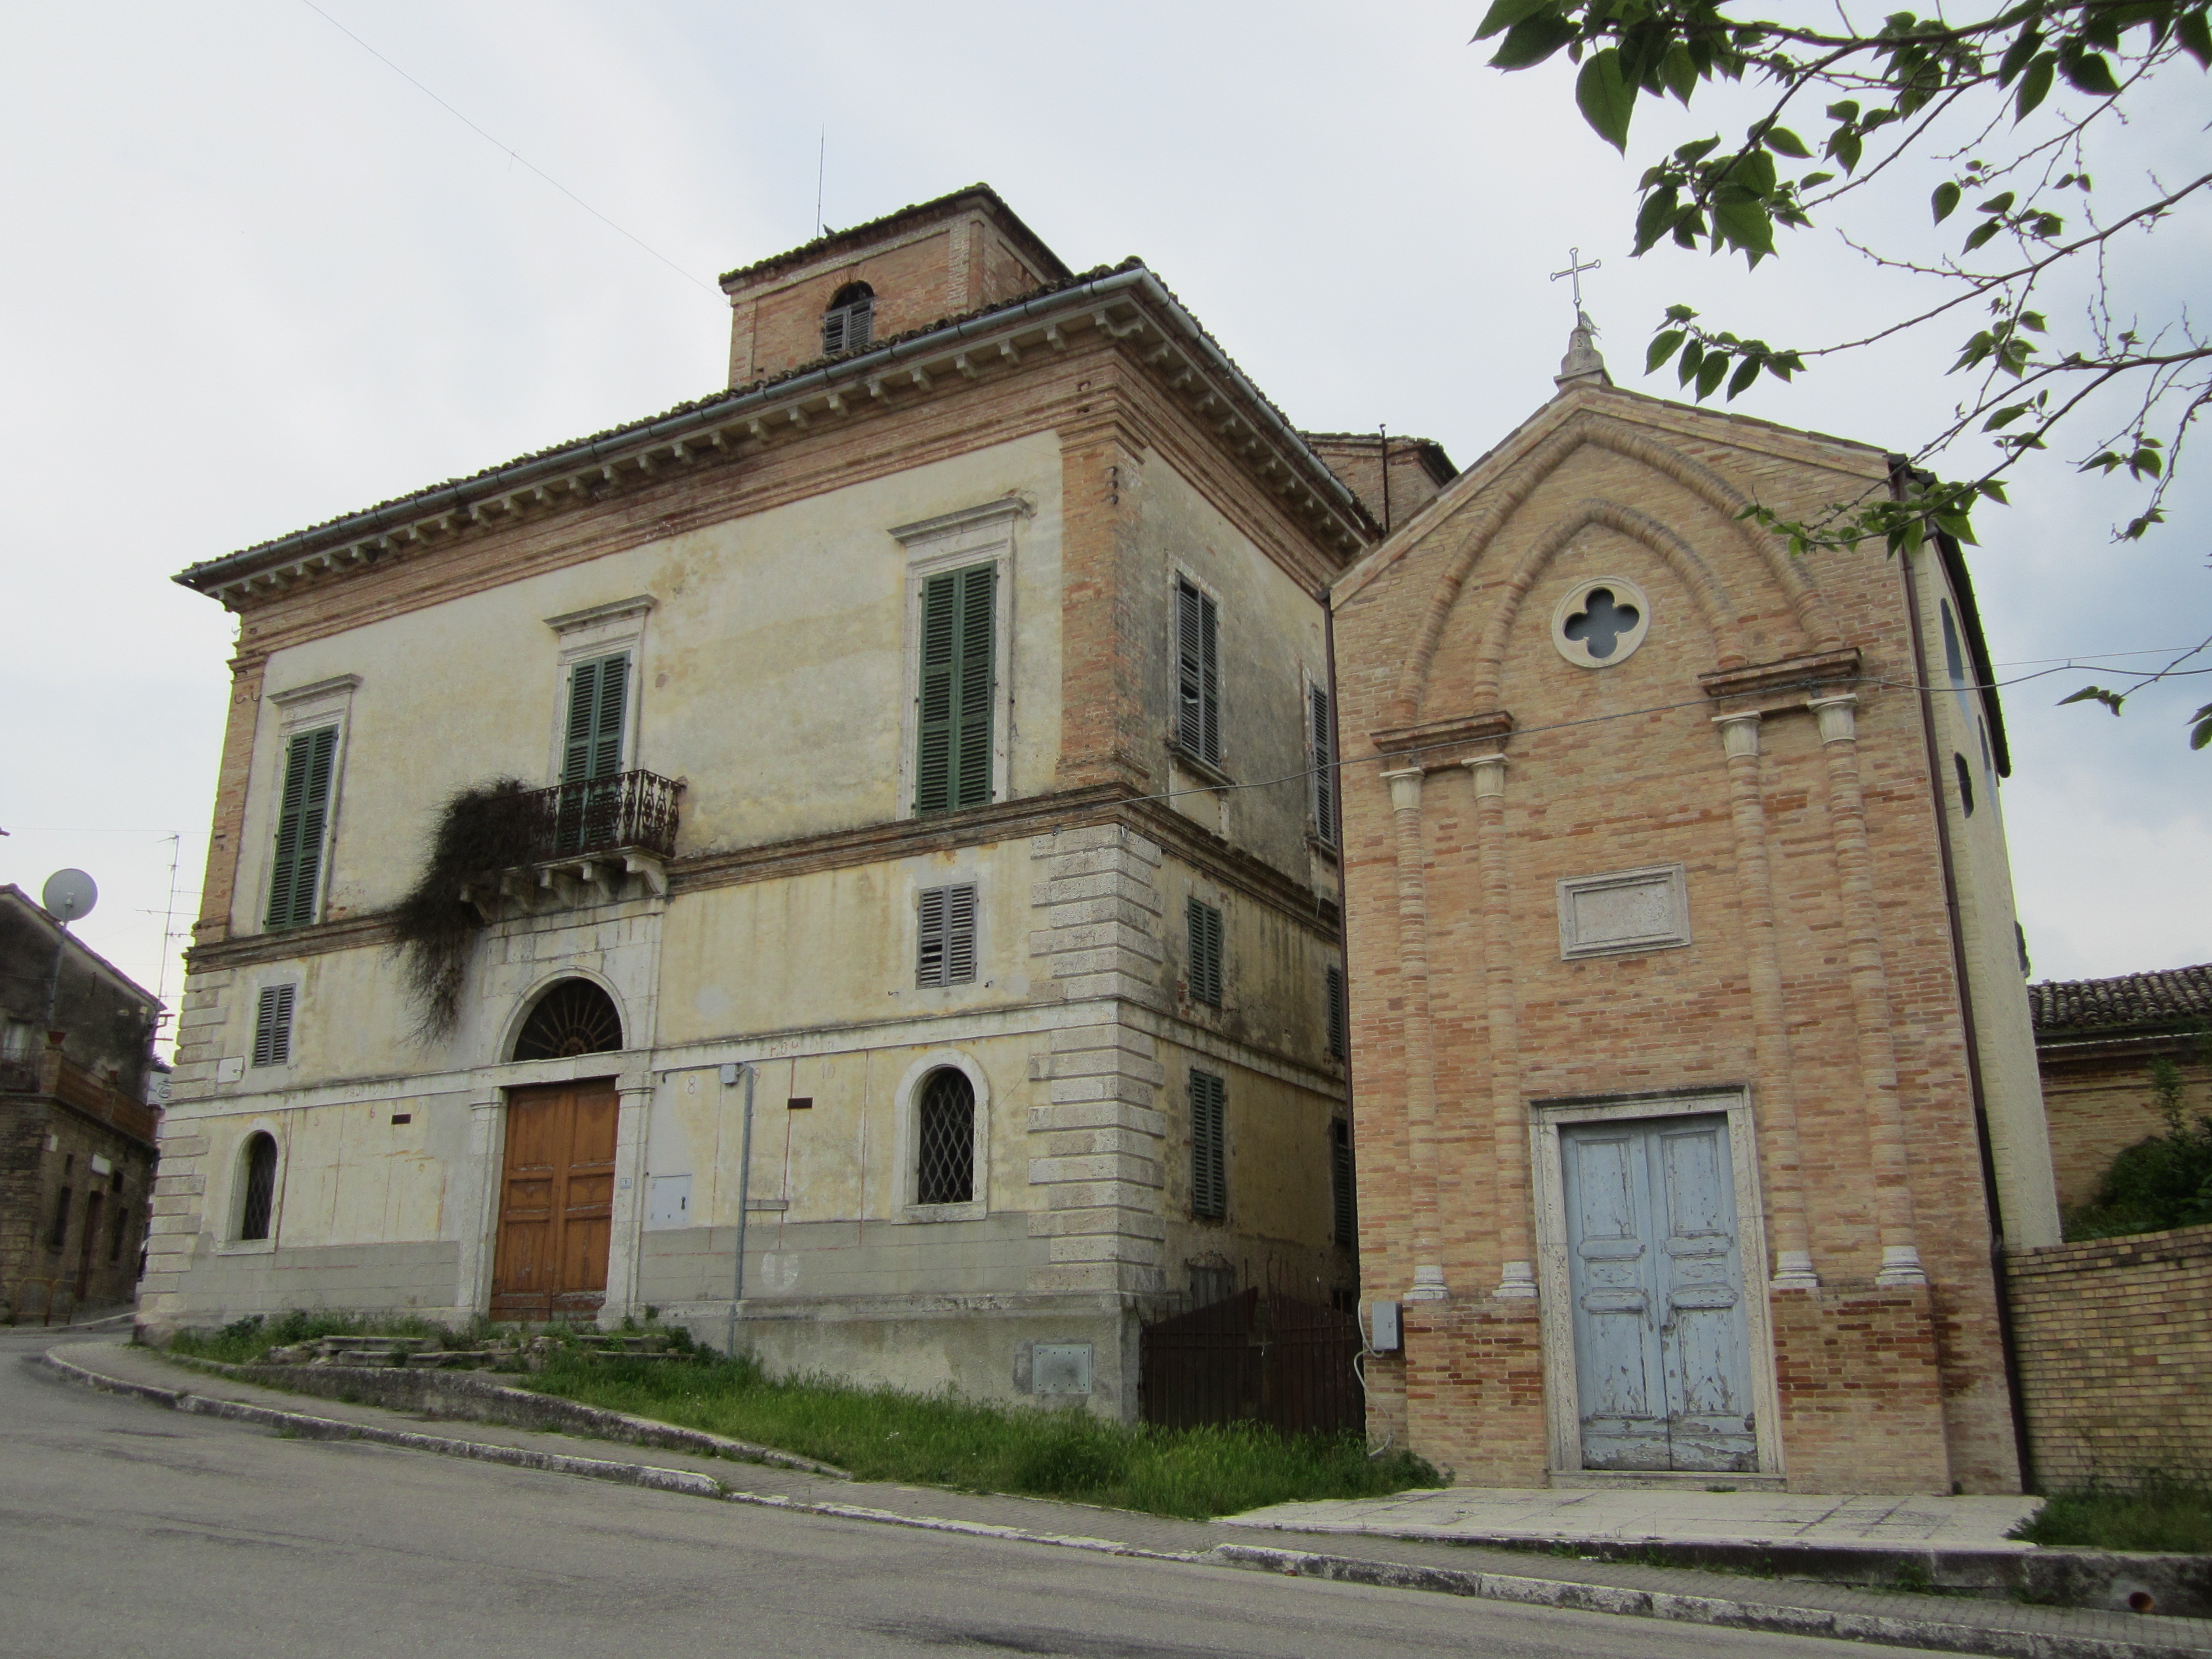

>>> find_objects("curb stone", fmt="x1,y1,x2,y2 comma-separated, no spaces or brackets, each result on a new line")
38,1350,721,1500
157,1350,850,1479
1209,1545,2208,1659
40,1347,2209,1659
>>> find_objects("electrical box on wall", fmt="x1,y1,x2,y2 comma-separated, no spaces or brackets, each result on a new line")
1368,1300,1402,1353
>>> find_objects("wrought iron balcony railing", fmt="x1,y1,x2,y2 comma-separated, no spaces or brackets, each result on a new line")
524,769,680,863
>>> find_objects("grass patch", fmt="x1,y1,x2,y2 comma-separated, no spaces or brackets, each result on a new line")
2011,1473,2212,1554
164,1310,473,1365
521,1349,1438,1519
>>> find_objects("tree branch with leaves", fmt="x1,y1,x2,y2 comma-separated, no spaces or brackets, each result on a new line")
1476,0,2212,745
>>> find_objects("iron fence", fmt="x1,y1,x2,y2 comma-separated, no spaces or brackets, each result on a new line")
521,770,680,862
1139,1287,1364,1437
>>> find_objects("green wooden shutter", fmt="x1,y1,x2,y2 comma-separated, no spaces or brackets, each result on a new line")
1310,685,1336,843
1187,898,1223,1008
1326,965,1347,1060
915,566,994,814
1175,579,1219,765
265,727,338,930
1191,1071,1227,1219
1331,1119,1356,1244
563,653,629,784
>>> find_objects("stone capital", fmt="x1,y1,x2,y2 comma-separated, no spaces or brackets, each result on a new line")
1712,710,1762,760
1462,753,1508,800
1808,693,1859,745
1381,767,1425,813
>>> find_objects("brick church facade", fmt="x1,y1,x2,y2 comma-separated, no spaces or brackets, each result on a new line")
1332,324,2059,1494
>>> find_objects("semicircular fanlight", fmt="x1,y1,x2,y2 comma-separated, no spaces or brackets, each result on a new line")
512,979,623,1062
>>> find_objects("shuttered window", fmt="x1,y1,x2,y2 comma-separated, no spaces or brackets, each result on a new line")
822,284,874,355
251,983,296,1068
1326,966,1347,1061
563,653,630,784
264,725,338,930
915,565,995,814
1190,1070,1227,1220
1310,685,1337,844
1187,898,1224,1009
917,883,979,987
1331,1119,1356,1245
1175,578,1220,765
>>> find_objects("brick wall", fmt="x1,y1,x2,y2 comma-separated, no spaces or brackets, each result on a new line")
1770,1283,1950,1494
2039,1050,2211,1212
1397,1300,1550,1485
2006,1223,2212,1488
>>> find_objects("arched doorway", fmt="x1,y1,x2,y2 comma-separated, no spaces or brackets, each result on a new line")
492,980,623,1319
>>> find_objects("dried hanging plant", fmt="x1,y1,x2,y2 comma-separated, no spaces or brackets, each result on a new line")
391,779,538,1042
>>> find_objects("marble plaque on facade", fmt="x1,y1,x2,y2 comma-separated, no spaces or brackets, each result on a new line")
1557,864,1691,959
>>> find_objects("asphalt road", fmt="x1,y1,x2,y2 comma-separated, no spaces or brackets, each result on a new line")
1,1323,1931,1659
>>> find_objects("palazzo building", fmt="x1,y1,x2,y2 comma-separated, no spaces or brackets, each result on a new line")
143,188,1381,1416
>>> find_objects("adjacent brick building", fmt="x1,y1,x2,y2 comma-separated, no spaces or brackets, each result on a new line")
1332,324,2060,1494
2031,963,2210,1212
2,886,163,1317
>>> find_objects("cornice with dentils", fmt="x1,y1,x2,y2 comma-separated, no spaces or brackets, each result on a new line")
175,267,1378,612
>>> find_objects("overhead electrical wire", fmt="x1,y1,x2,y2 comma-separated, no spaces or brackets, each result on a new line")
295,0,717,295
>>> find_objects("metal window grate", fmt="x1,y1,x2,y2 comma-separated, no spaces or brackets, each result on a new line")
1326,966,1347,1061
917,884,979,987
512,979,623,1062
239,1134,278,1241
1187,898,1224,1008
914,1068,975,1206
1331,1119,1356,1244
1190,1070,1227,1219
252,984,296,1068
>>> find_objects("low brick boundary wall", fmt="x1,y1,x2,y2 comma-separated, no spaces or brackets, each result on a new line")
2005,1222,2212,1489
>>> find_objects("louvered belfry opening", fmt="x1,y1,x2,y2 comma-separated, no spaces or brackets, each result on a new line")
914,1067,975,1206
821,281,874,355
513,979,624,1062
239,1133,278,1241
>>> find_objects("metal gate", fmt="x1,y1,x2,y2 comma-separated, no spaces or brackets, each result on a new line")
1139,1288,1362,1436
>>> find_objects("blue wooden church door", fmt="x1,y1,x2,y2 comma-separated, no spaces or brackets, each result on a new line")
1560,1115,1756,1473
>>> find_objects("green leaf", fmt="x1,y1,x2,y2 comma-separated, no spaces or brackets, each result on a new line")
2059,685,2127,715
1490,12,1577,67
1713,196,1777,261
1662,41,1699,101
2016,54,2056,118
1647,330,1687,372
1828,129,1864,174
1678,338,1705,385
1696,352,1729,399
1976,479,2010,503
1726,355,1760,398
2179,8,2211,66
1765,125,1811,158
1963,219,2002,252
1676,135,1723,163
1978,191,2016,215
1635,189,1679,252
2058,44,2122,94
1932,181,1961,222
1998,23,2044,84
1575,47,1636,150
1473,0,1551,40
2189,702,2212,750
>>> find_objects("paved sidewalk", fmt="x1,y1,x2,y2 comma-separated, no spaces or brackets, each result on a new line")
35,1337,2212,1659
1223,1486,2043,1551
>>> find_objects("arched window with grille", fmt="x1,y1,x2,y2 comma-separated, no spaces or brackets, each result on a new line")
822,281,874,355
913,1067,974,1206
238,1132,279,1242
512,979,624,1062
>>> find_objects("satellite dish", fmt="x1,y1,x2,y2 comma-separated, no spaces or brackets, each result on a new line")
41,869,97,925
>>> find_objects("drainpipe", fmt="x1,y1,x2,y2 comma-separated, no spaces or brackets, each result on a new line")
1322,585,1358,1292
1891,461,2035,1491
723,1062,755,1359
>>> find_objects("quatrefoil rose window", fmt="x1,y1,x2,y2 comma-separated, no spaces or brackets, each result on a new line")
1551,576,1652,669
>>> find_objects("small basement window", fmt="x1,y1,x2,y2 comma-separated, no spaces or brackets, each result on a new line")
822,281,874,354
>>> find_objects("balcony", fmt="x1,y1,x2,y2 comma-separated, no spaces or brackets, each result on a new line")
457,770,680,919
0,1048,161,1146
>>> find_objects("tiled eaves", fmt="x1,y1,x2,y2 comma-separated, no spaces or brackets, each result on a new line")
176,262,1378,608
2029,963,2212,1036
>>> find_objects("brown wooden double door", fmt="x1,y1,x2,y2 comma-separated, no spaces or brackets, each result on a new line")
492,1080,618,1319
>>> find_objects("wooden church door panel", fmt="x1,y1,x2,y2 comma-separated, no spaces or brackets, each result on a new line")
1562,1125,1670,1469
492,1081,617,1319
1563,1116,1756,1473
1651,1118,1757,1473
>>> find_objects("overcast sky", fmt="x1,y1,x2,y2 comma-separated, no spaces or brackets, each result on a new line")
3,2,2205,1050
